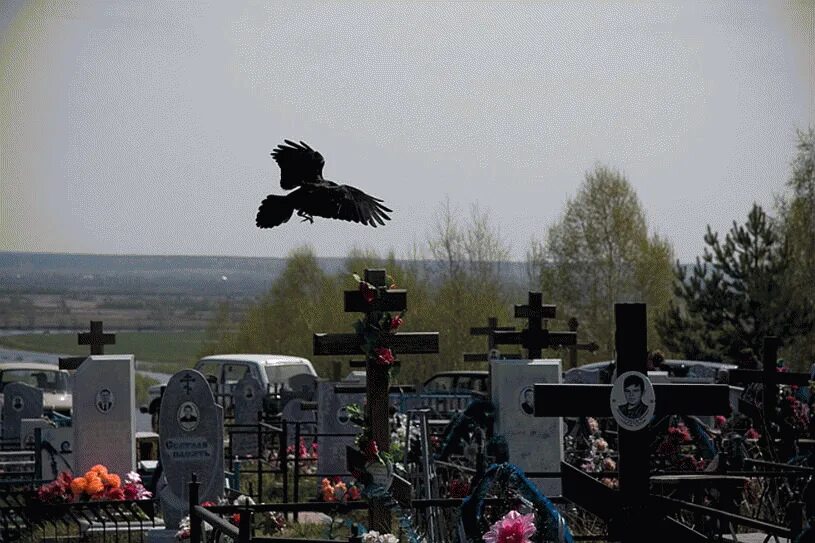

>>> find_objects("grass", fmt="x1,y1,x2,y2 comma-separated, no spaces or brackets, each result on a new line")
0,331,211,365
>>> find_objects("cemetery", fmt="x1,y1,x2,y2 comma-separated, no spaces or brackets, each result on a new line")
0,270,812,543
2,4,814,542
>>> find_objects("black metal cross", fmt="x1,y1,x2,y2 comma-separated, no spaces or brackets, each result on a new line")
492,292,577,359
564,317,600,370
728,336,811,423
58,320,117,370
463,316,519,362
534,303,731,543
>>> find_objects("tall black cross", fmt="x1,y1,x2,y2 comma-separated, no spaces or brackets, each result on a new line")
492,292,576,359
313,269,439,530
58,320,117,370
534,303,731,543
463,317,519,362
728,336,811,424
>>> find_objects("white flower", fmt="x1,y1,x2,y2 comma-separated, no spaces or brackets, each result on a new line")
362,531,380,543
382,534,398,543
233,494,256,506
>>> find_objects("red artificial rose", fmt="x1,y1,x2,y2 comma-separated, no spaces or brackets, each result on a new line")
106,487,125,501
359,282,376,304
364,439,379,460
231,513,241,525
388,315,403,332
374,347,395,366
347,486,361,501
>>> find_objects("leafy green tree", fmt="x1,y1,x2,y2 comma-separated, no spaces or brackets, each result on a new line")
776,127,815,366
531,165,674,360
656,204,814,366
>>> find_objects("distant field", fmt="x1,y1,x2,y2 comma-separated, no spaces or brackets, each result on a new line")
0,331,210,365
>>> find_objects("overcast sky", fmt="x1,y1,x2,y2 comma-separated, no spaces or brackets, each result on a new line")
1,1,812,262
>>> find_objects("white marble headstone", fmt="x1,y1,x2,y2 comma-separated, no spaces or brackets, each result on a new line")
491,359,563,496
72,355,136,476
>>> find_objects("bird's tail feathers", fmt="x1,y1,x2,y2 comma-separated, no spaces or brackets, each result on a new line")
256,194,294,228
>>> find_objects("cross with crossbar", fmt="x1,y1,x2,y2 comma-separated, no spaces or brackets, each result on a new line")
58,320,117,370
534,303,731,543
492,292,576,358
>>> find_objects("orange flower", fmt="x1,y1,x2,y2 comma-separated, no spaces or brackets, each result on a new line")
86,478,105,495
85,471,101,482
90,464,108,476
103,473,121,488
70,477,87,496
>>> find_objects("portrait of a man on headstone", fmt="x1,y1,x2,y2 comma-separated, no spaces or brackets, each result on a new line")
12,396,23,411
178,401,200,432
618,374,647,419
95,389,113,413
520,386,534,416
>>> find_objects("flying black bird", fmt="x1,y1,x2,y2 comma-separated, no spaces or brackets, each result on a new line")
256,140,392,229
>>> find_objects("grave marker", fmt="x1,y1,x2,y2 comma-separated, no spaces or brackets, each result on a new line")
316,381,365,479
493,292,577,359
281,398,317,446
463,317,518,362
728,336,812,424
72,354,136,476
314,268,438,530
2,382,43,445
491,358,563,495
534,304,731,543
232,374,265,457
59,320,117,370
158,369,224,529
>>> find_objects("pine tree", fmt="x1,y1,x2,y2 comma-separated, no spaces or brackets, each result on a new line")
656,204,815,365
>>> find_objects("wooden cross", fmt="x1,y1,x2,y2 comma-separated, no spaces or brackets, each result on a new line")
463,317,519,362
565,317,600,370
728,336,811,424
534,303,731,543
492,292,577,359
58,320,117,370
313,268,439,530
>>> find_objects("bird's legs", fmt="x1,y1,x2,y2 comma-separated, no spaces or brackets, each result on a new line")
297,210,314,224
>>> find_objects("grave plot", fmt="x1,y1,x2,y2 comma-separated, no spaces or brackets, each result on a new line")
536,303,812,543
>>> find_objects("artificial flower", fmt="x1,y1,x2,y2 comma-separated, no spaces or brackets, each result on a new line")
482,510,536,543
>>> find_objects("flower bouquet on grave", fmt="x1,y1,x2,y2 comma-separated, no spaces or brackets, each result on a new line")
361,530,399,543
352,273,405,379
35,465,151,504
320,476,363,503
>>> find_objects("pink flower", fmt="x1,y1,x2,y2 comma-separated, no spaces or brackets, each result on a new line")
714,416,727,429
482,510,536,543
745,427,761,440
594,438,608,451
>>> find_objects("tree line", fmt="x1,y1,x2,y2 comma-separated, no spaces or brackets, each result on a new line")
201,128,815,380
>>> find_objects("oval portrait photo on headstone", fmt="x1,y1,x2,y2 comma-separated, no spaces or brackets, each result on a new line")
12,396,24,412
177,401,200,432
95,388,114,414
244,385,255,400
519,386,535,416
610,371,655,431
336,406,350,425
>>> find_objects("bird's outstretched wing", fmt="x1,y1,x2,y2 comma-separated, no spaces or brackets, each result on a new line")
271,140,325,190
303,182,392,227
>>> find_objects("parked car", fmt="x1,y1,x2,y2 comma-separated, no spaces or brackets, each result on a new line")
143,354,318,432
0,361,72,416
563,359,738,384
422,371,489,395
